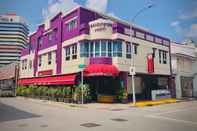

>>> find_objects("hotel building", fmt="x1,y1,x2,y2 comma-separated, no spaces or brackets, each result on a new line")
0,13,29,67
19,6,172,101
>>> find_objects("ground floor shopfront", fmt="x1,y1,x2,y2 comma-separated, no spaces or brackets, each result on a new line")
18,67,172,103
173,75,194,98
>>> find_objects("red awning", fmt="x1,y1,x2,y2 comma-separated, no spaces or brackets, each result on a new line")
84,64,119,77
18,74,76,85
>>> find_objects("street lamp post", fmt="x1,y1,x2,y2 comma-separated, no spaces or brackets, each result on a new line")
130,3,154,105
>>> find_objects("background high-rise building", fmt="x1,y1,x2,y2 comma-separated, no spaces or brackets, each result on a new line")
0,13,29,67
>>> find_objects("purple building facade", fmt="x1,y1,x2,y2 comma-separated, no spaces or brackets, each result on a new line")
19,6,173,101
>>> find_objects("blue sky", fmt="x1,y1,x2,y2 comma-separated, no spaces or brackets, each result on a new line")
0,0,196,43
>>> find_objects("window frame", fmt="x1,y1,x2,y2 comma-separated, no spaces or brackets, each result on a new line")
126,42,132,58
65,47,70,61
48,52,52,65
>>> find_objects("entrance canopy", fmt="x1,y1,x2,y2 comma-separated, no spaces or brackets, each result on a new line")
84,64,119,77
18,74,76,85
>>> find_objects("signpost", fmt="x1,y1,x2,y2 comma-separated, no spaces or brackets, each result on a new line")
78,64,86,104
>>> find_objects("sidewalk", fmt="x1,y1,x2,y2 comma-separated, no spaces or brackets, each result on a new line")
16,97,185,110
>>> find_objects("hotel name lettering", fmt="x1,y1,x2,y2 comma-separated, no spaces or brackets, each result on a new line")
90,22,112,32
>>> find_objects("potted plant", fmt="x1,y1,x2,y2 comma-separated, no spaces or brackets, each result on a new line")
117,87,128,103
83,84,92,103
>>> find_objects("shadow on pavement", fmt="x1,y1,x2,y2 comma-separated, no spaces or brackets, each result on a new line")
0,103,41,122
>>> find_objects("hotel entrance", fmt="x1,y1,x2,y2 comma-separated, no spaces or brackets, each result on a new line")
83,63,121,102
86,76,121,102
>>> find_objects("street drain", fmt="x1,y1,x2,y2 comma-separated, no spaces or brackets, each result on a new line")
40,124,48,128
17,123,28,127
80,123,101,128
111,118,128,122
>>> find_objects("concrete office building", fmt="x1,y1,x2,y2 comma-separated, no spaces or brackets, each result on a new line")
0,13,29,67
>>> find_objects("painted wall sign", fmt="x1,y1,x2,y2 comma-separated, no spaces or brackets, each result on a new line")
38,70,53,76
89,19,113,39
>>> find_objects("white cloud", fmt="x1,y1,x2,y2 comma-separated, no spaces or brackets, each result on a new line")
170,21,180,27
42,0,79,20
85,0,108,13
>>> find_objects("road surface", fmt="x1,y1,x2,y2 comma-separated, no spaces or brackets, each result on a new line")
0,97,197,131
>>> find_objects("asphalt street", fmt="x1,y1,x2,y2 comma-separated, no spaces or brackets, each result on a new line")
0,97,197,131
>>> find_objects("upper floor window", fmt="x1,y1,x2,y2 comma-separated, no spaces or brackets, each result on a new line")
152,48,157,58
48,33,52,43
108,41,112,57
80,40,122,58
29,60,32,69
133,43,139,55
146,34,154,42
80,41,89,57
38,37,42,48
72,44,77,59
155,37,162,44
90,42,94,57
163,51,167,64
126,42,131,58
38,56,42,67
159,50,168,64
67,18,77,32
48,52,52,65
65,47,70,61
136,31,145,39
113,40,122,57
159,50,162,63
163,40,170,46
101,40,107,57
53,29,58,41
22,59,27,70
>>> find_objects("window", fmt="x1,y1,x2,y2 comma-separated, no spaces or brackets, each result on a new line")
22,60,27,70
29,60,32,69
136,31,145,39
133,43,138,55
48,33,52,43
163,51,167,64
126,42,131,58
22,60,24,70
80,41,89,57
163,40,170,46
67,19,77,32
146,34,154,42
113,40,122,57
80,40,123,58
53,29,58,40
48,52,52,64
38,37,42,48
38,56,42,67
155,37,162,44
72,44,77,59
24,59,27,69
65,47,70,61
101,40,107,56
159,50,168,64
95,41,100,57
159,50,162,63
108,41,112,57
152,48,157,58
90,42,94,57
